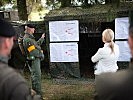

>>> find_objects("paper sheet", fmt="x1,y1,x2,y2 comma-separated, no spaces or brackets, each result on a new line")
115,17,129,39
49,20,79,42
50,42,79,62
115,41,131,61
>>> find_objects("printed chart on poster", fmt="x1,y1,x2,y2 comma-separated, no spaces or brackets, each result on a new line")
50,42,79,62
115,17,129,39
49,20,79,42
115,41,131,61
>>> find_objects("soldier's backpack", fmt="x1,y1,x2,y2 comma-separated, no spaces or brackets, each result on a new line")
18,34,35,61
18,34,32,71
18,34,26,55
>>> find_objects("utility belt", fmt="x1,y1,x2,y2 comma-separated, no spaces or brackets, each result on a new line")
25,44,44,61
27,52,44,61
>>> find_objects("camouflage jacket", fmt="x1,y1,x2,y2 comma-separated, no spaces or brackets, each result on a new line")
23,33,44,60
0,56,41,100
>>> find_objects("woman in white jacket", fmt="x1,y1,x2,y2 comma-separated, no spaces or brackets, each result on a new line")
91,29,119,76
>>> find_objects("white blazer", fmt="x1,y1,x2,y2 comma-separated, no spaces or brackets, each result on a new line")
91,43,120,75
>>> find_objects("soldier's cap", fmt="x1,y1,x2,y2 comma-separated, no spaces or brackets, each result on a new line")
0,19,16,37
27,24,35,28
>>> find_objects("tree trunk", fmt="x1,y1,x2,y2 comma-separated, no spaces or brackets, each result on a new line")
82,0,92,8
95,0,99,4
105,0,111,4
60,0,71,8
0,1,2,6
105,0,120,4
129,10,133,28
17,0,28,20
84,0,88,5
105,0,120,7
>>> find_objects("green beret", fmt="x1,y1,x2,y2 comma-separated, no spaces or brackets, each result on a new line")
0,19,16,37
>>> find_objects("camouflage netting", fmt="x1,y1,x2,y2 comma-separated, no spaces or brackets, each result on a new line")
45,3,133,22
50,63,80,78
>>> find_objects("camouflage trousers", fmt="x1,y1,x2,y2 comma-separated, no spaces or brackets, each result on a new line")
30,58,42,95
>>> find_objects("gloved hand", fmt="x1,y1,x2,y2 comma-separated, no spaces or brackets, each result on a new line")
40,53,44,61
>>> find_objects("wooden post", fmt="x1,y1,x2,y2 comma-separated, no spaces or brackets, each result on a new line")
129,10,133,28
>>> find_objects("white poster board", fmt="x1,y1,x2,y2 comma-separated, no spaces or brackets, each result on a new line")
115,41,131,61
50,42,79,62
115,17,129,39
49,20,79,42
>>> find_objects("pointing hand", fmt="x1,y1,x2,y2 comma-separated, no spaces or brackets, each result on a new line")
41,33,45,38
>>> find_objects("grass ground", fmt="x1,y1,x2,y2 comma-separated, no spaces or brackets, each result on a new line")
24,72,95,100
41,79,95,100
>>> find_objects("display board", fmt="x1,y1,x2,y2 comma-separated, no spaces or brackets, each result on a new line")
49,20,79,42
115,41,131,61
115,17,131,61
50,42,79,62
115,17,129,39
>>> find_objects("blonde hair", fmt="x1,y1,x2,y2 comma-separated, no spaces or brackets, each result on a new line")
102,29,115,53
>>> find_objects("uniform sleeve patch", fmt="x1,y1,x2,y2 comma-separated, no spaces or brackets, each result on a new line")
28,45,35,52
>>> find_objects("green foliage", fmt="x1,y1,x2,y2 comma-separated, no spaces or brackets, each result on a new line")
46,0,73,9
59,0,71,8
46,0,61,9
37,5,43,12
45,0,120,9
12,5,17,9
46,0,55,6
0,0,12,6
105,0,120,6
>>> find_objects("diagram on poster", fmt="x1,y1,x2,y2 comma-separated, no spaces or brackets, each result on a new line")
115,41,131,61
49,20,79,42
50,42,79,62
115,17,129,39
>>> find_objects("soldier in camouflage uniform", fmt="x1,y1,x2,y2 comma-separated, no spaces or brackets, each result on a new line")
23,24,45,97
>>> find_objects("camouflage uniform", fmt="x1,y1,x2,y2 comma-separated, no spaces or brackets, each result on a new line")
23,33,44,95
0,55,41,100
